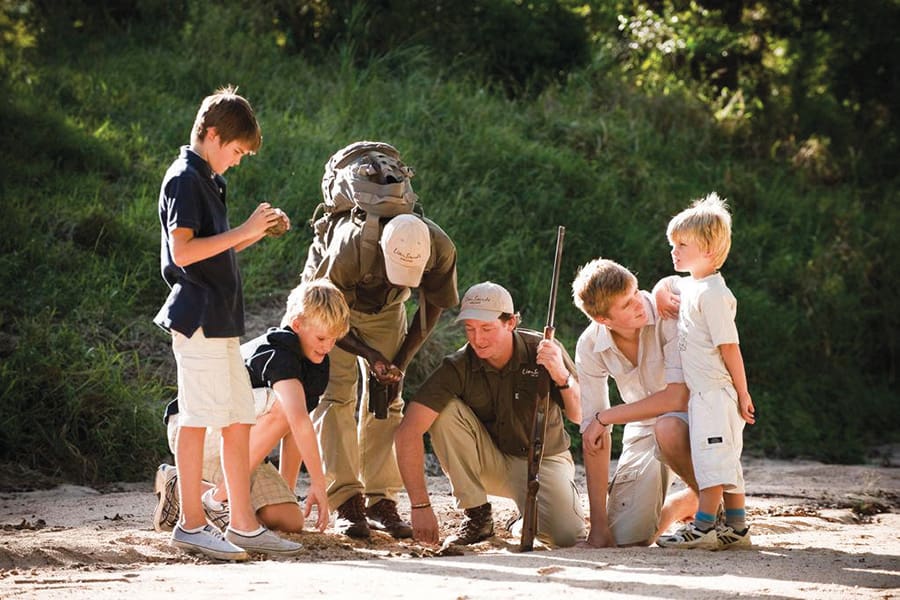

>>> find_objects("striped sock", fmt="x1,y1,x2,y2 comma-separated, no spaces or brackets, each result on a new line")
725,508,747,532
694,511,716,532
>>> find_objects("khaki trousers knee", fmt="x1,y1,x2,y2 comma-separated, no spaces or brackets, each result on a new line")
312,303,406,509
429,398,586,547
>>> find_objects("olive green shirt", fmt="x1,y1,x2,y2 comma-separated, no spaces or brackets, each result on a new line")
413,329,576,457
303,216,459,314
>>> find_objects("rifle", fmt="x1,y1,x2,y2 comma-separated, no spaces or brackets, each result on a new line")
520,225,566,552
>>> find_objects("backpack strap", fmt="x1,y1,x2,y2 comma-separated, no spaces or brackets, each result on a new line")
418,289,427,333
359,212,382,279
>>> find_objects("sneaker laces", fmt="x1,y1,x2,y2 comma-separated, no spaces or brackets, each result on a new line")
203,524,227,540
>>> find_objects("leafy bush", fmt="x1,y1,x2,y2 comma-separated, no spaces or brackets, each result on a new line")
0,312,167,482
245,0,591,94
0,0,896,483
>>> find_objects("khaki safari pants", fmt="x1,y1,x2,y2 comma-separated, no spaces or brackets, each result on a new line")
429,398,586,547
312,302,407,509
607,429,672,545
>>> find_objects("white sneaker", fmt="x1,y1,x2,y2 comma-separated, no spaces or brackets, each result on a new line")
201,488,230,531
225,527,303,556
171,524,249,561
152,464,179,532
717,525,752,549
657,522,718,550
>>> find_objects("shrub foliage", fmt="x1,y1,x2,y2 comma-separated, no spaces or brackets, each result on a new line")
0,0,896,481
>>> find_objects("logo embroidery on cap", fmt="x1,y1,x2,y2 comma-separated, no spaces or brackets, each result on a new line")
466,294,494,306
391,247,424,265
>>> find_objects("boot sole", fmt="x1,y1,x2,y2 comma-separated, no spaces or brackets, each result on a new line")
171,538,249,561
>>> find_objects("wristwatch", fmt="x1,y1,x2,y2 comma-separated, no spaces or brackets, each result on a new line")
556,373,574,390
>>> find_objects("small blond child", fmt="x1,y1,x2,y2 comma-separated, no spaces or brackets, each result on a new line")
656,192,756,550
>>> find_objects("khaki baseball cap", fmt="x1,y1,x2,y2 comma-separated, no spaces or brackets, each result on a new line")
456,281,515,322
380,214,431,287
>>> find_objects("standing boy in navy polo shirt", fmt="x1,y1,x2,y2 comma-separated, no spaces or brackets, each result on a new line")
154,85,299,560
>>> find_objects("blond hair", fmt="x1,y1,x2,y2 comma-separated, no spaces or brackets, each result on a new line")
572,258,638,319
281,279,350,338
666,192,733,270
191,85,262,152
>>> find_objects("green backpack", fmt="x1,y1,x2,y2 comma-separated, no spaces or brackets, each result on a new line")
306,141,420,278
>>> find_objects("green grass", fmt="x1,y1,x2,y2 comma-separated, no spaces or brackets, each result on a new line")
0,1,897,482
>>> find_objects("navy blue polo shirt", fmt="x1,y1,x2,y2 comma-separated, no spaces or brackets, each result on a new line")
153,146,245,338
241,326,330,412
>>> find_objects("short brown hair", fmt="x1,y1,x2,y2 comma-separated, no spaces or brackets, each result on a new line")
572,258,638,319
191,85,262,152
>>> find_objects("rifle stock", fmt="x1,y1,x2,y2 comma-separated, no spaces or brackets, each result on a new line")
520,226,565,552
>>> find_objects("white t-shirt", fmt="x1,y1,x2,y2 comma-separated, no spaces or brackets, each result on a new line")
675,272,739,393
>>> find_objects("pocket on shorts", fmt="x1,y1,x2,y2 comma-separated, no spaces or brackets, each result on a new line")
613,467,639,485
609,466,640,512
691,391,733,453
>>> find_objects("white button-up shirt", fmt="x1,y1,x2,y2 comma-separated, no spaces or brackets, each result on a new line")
575,291,684,443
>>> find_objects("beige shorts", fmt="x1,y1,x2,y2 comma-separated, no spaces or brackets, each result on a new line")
689,386,745,493
167,406,298,510
172,328,255,429
607,431,672,545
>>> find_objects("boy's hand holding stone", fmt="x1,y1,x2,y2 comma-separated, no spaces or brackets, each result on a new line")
266,207,291,237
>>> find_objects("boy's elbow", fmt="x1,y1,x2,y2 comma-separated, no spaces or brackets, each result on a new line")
171,248,193,268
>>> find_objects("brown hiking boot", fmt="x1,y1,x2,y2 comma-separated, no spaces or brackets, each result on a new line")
365,499,413,539
445,502,494,545
335,493,370,539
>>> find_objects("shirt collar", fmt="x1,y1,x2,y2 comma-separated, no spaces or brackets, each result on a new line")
182,145,216,181
590,290,657,353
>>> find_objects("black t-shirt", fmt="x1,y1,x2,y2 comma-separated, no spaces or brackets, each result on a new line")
153,146,245,337
163,325,329,424
241,326,330,412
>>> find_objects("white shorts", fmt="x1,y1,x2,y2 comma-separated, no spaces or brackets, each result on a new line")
167,388,297,511
172,328,255,429
688,387,745,493
608,431,672,545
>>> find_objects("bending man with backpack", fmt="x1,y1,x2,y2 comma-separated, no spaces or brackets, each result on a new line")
302,142,459,539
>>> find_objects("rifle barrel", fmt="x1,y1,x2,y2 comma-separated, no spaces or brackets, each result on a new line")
545,226,566,331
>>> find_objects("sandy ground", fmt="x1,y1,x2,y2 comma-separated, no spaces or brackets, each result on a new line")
0,457,898,599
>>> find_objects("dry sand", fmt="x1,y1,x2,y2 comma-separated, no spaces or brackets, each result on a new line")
0,457,898,599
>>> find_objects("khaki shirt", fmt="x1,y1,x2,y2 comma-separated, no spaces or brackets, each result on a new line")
305,216,458,314
413,329,576,457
